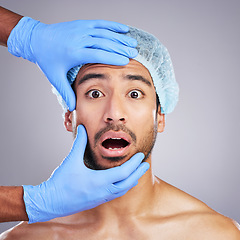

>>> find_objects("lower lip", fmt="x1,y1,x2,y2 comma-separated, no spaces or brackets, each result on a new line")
99,144,131,158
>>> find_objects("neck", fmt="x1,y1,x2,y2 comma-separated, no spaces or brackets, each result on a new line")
97,162,156,217
58,156,160,224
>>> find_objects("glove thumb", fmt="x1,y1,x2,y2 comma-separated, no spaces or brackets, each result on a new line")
68,125,88,165
53,73,76,112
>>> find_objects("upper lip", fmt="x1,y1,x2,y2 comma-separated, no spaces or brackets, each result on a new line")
99,131,132,146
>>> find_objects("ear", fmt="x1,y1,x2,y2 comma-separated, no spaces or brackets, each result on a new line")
64,110,73,132
156,107,165,133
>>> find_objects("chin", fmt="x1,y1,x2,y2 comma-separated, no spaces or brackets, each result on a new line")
100,155,129,169
84,150,131,170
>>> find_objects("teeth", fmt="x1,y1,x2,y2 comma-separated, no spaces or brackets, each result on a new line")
108,147,123,150
109,138,121,140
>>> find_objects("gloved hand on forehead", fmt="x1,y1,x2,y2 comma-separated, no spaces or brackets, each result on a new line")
7,17,138,111
23,125,149,223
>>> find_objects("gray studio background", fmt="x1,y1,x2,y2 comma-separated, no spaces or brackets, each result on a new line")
0,0,239,233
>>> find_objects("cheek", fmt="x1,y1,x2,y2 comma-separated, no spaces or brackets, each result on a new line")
75,101,101,124
74,104,102,143
128,101,156,123
127,103,156,138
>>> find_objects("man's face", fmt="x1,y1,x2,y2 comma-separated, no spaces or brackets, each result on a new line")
65,60,165,170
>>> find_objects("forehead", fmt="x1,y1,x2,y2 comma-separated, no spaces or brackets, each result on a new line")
74,59,154,87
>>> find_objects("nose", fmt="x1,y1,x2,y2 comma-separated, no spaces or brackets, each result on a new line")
103,94,127,124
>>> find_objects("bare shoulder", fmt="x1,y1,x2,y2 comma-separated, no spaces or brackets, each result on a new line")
155,179,240,239
0,221,54,240
185,211,240,239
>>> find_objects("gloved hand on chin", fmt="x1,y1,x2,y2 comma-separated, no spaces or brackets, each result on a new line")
23,125,149,223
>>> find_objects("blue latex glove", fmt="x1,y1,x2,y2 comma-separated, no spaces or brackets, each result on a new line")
7,17,138,111
23,125,149,223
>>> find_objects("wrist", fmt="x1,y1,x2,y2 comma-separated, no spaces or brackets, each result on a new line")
7,16,40,63
0,186,28,222
0,7,23,47
23,182,58,224
23,185,41,223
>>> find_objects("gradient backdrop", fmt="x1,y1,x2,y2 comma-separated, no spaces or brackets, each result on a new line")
0,0,239,233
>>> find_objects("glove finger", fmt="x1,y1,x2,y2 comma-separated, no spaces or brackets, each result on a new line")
51,74,76,111
70,48,130,66
105,189,129,202
68,125,88,166
107,162,149,194
105,179,139,202
90,20,129,33
88,29,137,47
64,85,76,112
101,152,145,183
80,37,138,58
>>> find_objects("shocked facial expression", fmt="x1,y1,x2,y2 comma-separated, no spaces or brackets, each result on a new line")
65,60,165,170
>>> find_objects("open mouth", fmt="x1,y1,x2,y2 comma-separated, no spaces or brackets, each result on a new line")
102,138,130,150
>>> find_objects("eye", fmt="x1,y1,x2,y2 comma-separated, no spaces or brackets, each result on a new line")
87,90,104,99
128,90,143,99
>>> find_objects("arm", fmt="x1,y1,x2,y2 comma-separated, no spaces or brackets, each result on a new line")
0,186,28,222
0,6,22,47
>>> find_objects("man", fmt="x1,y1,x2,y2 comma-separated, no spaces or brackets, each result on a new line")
1,26,239,239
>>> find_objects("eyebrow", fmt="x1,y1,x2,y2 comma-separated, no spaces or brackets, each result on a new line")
77,73,106,86
124,74,152,87
77,73,152,87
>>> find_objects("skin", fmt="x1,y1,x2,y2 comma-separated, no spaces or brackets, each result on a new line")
0,6,22,46
0,187,28,222
1,60,239,239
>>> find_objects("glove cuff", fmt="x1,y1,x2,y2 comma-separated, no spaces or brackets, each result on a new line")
23,184,41,224
23,184,56,224
7,17,40,63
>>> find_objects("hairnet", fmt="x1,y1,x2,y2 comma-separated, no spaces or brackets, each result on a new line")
53,26,179,115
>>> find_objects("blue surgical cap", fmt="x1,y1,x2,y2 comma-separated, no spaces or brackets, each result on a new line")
53,26,179,114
